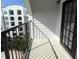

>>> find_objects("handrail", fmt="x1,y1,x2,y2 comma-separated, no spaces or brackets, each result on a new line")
31,21,58,59
1,21,31,59
1,21,30,33
1,20,58,59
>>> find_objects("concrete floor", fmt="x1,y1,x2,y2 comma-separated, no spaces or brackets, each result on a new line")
29,38,57,59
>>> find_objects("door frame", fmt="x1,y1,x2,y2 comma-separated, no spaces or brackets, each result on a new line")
60,0,77,59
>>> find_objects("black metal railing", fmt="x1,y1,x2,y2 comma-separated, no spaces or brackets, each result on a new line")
32,21,58,59
1,20,58,59
1,21,32,59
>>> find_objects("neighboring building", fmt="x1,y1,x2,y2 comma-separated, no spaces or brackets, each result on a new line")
1,5,28,37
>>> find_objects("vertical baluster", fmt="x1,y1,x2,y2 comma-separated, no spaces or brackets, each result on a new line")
33,22,35,39
25,23,29,49
13,28,17,59
8,31,14,59
8,31,11,59
36,27,37,40
13,29,14,38
35,26,36,39
34,26,36,39
8,31,10,39
37,29,38,39
42,32,43,40
39,30,40,40
2,33,10,59
16,28,18,37
42,33,43,40
15,27,20,59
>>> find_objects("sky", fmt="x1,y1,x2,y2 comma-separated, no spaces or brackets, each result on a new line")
1,0,24,8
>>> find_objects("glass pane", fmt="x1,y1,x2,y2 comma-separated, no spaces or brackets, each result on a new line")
69,3,72,12
4,10,7,14
71,12,76,22
70,23,75,32
64,14,67,22
69,32,73,41
64,22,66,29
19,27,23,31
65,39,68,46
4,17,8,19
67,13,71,22
65,4,68,12
66,22,70,30
63,36,65,43
6,22,9,25
66,31,69,38
72,1,77,12
68,41,72,49
63,29,66,36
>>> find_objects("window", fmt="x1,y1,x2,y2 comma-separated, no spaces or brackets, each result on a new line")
11,22,15,26
13,33,17,36
4,11,7,14
9,10,14,15
19,33,23,36
19,27,23,31
18,17,22,20
6,27,9,29
4,17,8,19
25,16,28,19
10,17,14,20
17,10,21,15
18,22,22,25
6,22,9,25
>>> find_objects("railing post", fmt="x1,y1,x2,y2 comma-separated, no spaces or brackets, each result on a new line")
2,33,10,59
24,22,29,59
25,23,29,49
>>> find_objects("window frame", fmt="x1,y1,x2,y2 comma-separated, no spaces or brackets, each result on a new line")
11,22,15,26
9,10,14,15
17,10,21,15
10,17,14,21
18,16,22,20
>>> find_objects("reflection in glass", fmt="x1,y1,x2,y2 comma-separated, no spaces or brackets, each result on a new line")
67,13,71,22
68,41,72,49
70,23,74,32
64,14,67,21
63,29,65,36
72,1,77,12
63,36,65,43
65,4,68,12
71,12,76,22
69,32,73,41
65,39,68,46
69,3,72,12
66,31,69,38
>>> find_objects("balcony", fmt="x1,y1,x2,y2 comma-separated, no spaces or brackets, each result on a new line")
1,20,59,59
1,0,77,59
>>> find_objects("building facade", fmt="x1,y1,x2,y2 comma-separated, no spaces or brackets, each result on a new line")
1,5,28,37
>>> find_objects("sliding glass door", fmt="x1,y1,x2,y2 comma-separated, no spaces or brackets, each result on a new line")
60,0,77,58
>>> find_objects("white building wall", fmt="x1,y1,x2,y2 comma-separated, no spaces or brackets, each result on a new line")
2,5,28,37
24,0,66,42
1,15,5,32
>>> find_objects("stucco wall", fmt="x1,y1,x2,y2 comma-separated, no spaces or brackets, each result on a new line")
29,0,65,38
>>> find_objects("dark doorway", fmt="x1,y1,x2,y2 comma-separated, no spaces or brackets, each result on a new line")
60,0,77,59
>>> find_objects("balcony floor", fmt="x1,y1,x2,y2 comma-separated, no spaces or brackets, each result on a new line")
29,38,57,59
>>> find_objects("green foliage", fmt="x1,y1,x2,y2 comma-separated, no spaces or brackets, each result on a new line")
8,35,28,52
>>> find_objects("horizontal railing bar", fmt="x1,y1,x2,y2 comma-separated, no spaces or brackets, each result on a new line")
1,21,30,33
